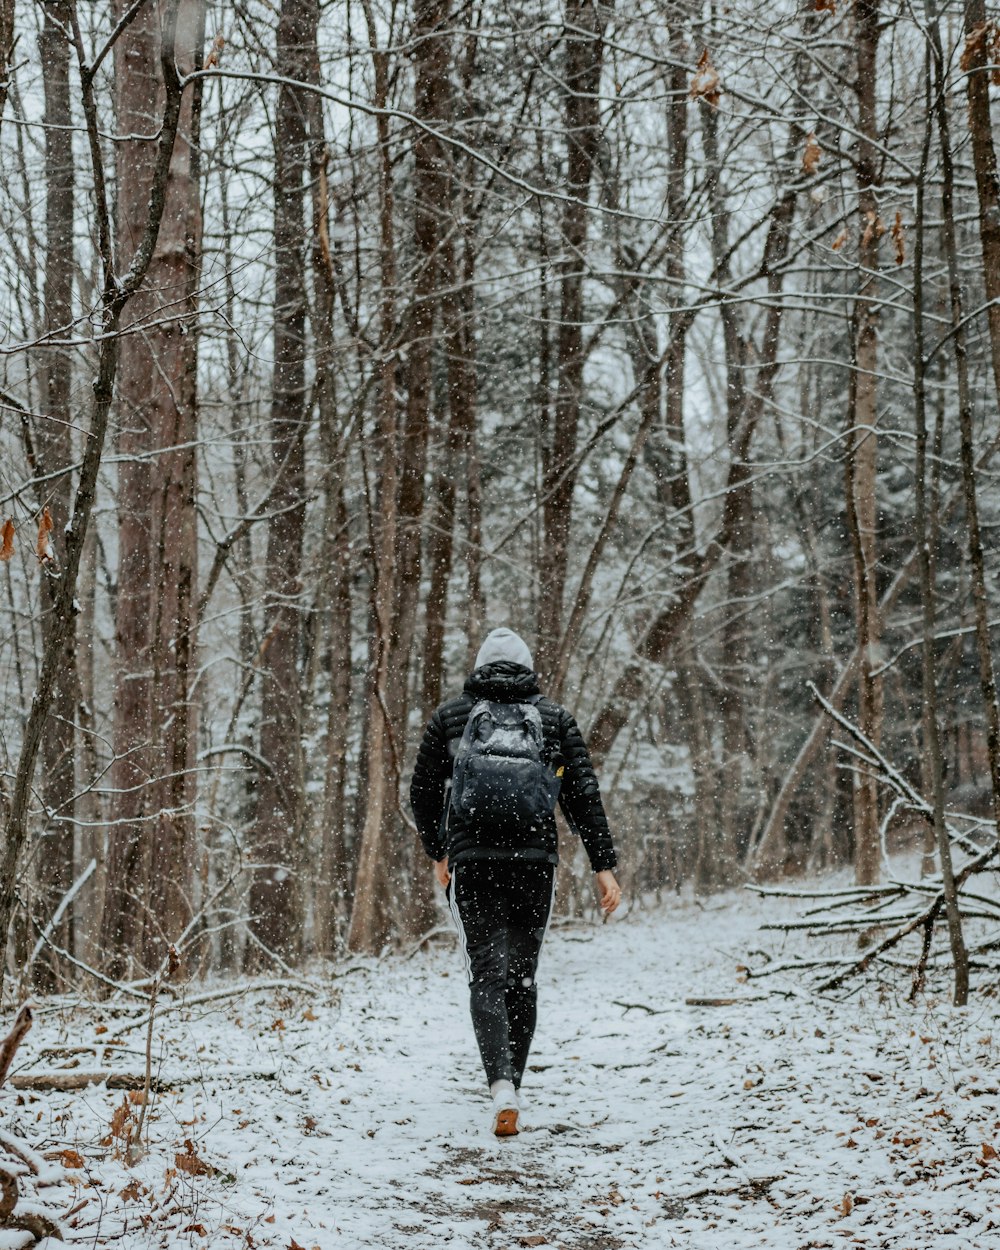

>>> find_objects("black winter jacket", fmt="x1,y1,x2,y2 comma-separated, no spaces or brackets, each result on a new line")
409,661,617,872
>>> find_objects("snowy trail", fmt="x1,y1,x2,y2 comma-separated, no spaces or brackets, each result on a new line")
6,892,1000,1248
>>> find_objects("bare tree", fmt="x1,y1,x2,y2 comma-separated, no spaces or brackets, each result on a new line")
1,0,190,993
247,0,319,965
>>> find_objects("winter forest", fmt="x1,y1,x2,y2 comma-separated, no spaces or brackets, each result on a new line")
4,0,1000,1246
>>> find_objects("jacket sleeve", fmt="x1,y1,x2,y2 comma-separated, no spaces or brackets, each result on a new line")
557,709,617,872
409,710,451,861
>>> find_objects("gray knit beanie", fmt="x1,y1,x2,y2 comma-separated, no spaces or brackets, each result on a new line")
474,627,534,671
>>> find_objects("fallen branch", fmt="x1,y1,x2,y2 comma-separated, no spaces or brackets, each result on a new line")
401,925,454,962
686,995,770,1007
109,976,331,1037
0,1128,61,1186
26,859,96,972
0,1004,32,1085
9,1067,279,1092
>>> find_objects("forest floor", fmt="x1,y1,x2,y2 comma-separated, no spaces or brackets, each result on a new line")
4,881,1000,1249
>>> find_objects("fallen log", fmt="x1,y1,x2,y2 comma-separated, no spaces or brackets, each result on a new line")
9,1067,278,1093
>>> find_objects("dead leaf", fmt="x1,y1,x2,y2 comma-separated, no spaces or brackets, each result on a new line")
204,32,225,70
302,1007,318,1022
861,209,885,249
36,505,54,566
175,1139,215,1178
58,1148,85,1168
690,49,721,107
802,132,821,175
184,1225,208,1237
109,1097,134,1142
961,22,991,74
840,1192,853,1217
516,1238,547,1248
0,518,14,561
288,1240,307,1250
832,228,848,251
815,0,836,11
891,209,905,265
119,1179,147,1202
983,1141,998,1161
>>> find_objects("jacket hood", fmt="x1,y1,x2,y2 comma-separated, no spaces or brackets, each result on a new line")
464,660,541,702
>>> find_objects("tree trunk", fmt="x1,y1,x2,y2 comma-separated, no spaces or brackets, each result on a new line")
963,0,1000,409
308,109,353,957
32,1,77,991
349,0,453,950
348,0,403,954
912,30,968,1004
247,0,318,965
927,0,1000,923
846,0,881,887
0,0,13,135
103,0,203,977
536,0,613,682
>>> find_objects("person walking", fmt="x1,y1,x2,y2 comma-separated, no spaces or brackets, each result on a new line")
410,627,621,1136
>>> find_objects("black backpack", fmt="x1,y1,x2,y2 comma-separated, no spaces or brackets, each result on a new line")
450,698,561,837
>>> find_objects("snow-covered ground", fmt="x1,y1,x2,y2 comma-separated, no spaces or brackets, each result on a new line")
4,889,1000,1249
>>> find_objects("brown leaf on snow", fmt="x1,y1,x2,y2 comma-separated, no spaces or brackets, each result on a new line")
815,0,836,12
36,506,54,566
891,209,905,265
0,517,14,561
840,1191,854,1217
802,132,821,175
982,1141,998,1161
516,1238,548,1248
58,1148,85,1168
832,228,848,251
175,1139,216,1177
690,49,721,107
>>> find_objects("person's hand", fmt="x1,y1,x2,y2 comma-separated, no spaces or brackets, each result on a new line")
596,869,621,916
434,858,451,889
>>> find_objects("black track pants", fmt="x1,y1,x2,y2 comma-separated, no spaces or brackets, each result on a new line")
447,859,556,1088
